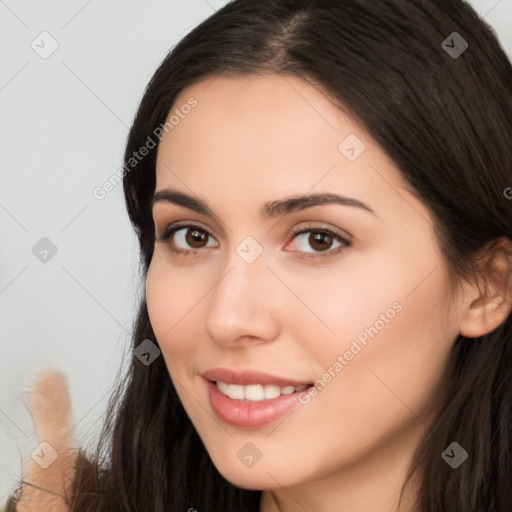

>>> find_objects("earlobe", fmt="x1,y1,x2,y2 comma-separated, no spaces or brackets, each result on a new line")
459,237,512,339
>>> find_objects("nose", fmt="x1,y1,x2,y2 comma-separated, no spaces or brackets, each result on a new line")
203,252,281,349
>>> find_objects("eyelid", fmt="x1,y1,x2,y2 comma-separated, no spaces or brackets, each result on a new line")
157,220,212,235
288,222,352,242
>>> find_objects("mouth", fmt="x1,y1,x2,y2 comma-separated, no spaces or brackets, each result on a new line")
204,377,315,429
211,380,312,402
201,367,315,427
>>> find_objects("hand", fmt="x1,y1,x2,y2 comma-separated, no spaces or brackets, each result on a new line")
15,371,77,512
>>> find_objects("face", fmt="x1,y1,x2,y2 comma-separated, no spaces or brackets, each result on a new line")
146,74,462,492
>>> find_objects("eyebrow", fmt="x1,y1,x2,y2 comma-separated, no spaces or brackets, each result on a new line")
150,189,377,218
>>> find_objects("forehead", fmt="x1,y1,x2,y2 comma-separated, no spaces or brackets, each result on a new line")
154,73,407,211
161,74,354,163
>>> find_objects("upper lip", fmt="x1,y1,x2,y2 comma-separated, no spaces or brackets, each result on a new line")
203,367,312,387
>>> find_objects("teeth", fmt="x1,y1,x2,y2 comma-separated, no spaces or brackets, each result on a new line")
217,380,229,395
244,384,264,401
215,381,308,401
264,384,281,399
228,383,245,400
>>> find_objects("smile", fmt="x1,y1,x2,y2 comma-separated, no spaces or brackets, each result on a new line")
216,381,308,401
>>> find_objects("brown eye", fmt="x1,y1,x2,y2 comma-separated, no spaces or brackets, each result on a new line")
308,232,333,251
287,227,350,260
186,228,208,248
155,224,218,255
180,227,209,249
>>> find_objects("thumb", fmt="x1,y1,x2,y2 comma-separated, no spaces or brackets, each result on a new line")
16,370,77,512
25,370,74,446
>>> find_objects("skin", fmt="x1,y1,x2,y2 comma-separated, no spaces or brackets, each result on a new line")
147,73,473,512
17,74,511,512
16,371,76,512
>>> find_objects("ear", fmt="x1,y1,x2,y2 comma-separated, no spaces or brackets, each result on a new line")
459,237,512,338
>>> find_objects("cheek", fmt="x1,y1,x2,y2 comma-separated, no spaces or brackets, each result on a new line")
145,259,203,360
277,257,410,363
296,241,456,407
319,267,455,429
316,234,452,348
284,276,455,472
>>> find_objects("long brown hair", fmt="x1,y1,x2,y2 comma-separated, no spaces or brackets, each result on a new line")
7,0,512,510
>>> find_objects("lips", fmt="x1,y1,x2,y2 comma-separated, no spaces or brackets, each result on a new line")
205,380,310,428
202,367,312,387
202,367,315,428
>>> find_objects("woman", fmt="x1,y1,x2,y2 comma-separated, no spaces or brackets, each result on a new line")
6,0,512,510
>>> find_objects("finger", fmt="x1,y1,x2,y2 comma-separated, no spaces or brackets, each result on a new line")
26,370,74,445
16,370,78,512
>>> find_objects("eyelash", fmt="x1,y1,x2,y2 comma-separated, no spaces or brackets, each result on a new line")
155,222,351,261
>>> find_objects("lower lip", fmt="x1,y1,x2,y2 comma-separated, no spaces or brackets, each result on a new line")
206,379,309,429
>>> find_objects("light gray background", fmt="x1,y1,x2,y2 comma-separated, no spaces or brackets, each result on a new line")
1,0,511,505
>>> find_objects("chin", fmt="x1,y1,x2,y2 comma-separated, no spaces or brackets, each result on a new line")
210,453,300,491
220,470,287,491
